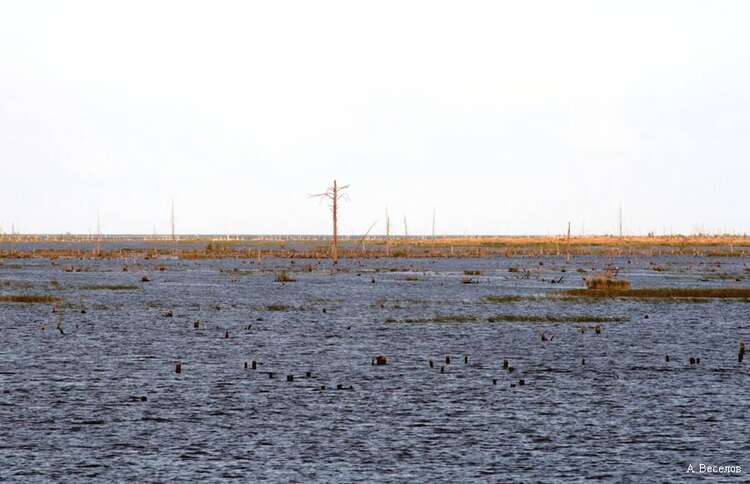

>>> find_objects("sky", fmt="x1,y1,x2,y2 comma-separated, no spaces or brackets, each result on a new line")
1,1,749,236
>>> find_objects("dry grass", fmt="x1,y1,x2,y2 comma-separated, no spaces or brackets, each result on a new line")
4,234,750,259
585,275,631,290
564,288,750,299
0,294,61,303
274,270,295,283
266,304,290,311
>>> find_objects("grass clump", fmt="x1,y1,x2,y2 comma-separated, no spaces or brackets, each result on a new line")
386,313,625,324
386,315,478,324
274,270,295,283
0,294,61,304
80,285,139,290
585,274,631,290
565,287,750,299
487,314,626,323
463,270,481,276
266,304,290,311
0,280,35,289
483,295,529,303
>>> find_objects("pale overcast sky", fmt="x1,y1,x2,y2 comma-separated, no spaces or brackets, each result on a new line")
1,1,748,235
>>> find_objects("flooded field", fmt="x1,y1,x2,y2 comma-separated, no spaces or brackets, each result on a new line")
1,253,748,481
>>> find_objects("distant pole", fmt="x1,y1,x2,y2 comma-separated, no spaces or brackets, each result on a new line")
171,199,177,255
432,208,436,239
96,210,101,256
566,221,571,263
385,207,391,256
404,216,408,237
171,200,175,242
619,204,623,239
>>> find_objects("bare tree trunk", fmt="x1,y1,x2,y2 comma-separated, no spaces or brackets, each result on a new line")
332,180,338,263
310,179,349,263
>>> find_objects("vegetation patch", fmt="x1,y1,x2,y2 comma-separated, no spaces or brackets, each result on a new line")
584,275,631,290
80,285,139,290
564,288,750,299
483,295,534,303
274,270,295,283
486,314,626,323
703,273,744,281
385,313,624,324
0,280,35,289
0,294,61,304
385,315,478,324
266,304,290,311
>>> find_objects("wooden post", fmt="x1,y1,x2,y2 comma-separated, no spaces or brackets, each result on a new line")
566,221,571,263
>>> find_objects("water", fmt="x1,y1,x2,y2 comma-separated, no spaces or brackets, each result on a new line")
1,255,748,481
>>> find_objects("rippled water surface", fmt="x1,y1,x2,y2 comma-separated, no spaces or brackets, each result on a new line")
1,255,749,482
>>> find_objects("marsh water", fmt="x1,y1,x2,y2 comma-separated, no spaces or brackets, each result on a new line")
1,253,748,482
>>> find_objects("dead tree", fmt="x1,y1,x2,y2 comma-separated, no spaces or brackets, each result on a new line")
359,220,378,255
311,179,350,263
